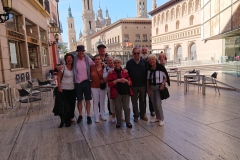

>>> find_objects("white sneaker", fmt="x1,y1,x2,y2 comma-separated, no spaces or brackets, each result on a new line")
111,117,116,123
159,120,164,126
95,117,99,123
150,118,159,123
100,115,107,121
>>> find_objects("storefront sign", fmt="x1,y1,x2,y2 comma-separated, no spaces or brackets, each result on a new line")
7,29,25,41
27,36,39,45
50,27,59,33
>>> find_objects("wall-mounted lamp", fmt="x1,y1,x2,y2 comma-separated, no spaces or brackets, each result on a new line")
49,33,59,46
0,0,12,23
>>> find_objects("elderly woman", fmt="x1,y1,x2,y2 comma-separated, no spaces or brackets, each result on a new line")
103,56,116,122
147,54,170,126
108,57,133,128
90,54,107,123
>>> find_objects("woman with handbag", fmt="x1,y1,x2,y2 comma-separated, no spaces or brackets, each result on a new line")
90,54,107,123
147,54,170,126
108,57,133,128
55,53,76,128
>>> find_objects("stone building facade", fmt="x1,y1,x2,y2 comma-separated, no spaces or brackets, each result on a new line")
0,0,60,88
149,0,223,64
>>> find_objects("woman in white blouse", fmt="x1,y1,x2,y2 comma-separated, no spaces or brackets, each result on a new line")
57,53,75,128
147,54,170,126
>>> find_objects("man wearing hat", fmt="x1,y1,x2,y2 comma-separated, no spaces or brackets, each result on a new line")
97,43,109,64
73,45,95,124
97,43,112,115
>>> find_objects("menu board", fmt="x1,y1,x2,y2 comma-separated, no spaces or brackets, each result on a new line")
9,42,17,64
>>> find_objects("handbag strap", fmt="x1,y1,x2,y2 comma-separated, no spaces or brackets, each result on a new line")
95,65,103,80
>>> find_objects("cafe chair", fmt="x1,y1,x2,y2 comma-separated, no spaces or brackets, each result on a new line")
16,89,42,116
204,72,220,95
187,70,201,92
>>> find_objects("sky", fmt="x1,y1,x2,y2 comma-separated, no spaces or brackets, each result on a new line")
58,0,169,44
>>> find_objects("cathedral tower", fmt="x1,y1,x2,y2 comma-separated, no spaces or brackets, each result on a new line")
82,0,96,52
67,6,77,52
152,0,157,10
136,0,148,18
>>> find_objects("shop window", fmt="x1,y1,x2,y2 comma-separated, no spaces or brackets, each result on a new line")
9,40,23,69
5,12,19,32
42,47,48,66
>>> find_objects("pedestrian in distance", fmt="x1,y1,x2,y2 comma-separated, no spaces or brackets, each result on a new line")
158,51,167,66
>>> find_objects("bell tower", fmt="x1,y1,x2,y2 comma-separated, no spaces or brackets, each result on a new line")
136,0,148,18
82,0,96,52
67,6,77,52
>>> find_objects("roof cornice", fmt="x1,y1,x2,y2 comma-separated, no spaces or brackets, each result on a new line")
148,0,183,16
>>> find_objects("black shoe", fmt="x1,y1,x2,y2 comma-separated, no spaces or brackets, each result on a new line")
58,121,64,128
77,116,82,123
116,123,121,128
126,123,132,128
87,116,92,124
65,123,71,127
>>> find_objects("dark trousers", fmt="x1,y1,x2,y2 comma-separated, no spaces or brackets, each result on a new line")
62,89,76,124
144,92,154,113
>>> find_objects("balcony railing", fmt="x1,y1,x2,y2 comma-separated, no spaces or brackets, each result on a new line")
44,0,50,14
27,0,50,17
50,12,58,26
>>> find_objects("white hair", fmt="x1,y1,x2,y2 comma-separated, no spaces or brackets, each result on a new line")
147,54,156,61
113,57,122,63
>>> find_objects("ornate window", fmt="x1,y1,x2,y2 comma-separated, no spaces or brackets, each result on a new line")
176,20,180,30
190,15,194,25
176,5,181,18
165,25,168,32
190,43,196,60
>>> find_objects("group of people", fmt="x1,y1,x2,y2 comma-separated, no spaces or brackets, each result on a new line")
53,43,170,128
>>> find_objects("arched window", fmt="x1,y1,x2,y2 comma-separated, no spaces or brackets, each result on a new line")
162,12,165,23
182,2,187,16
156,27,159,35
175,45,182,62
176,20,180,30
176,5,181,18
190,43,196,60
165,24,168,32
154,16,156,26
190,15,194,25
171,8,175,20
166,10,169,22
158,14,161,25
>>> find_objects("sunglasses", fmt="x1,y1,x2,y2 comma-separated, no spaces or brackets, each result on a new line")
133,52,140,55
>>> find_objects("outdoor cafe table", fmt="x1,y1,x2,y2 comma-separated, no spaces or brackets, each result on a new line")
184,73,206,95
38,84,57,103
168,69,181,86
